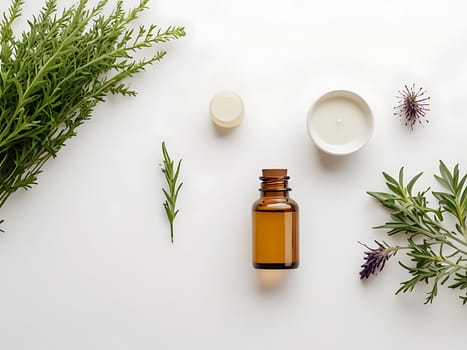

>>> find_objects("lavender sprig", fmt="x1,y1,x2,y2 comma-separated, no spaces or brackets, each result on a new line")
359,241,398,279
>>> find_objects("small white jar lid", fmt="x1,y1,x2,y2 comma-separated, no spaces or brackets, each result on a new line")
209,91,244,128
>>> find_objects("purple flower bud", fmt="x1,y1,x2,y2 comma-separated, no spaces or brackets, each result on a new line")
394,84,430,129
359,241,396,279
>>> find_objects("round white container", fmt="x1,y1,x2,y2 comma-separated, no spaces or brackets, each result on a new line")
307,90,373,155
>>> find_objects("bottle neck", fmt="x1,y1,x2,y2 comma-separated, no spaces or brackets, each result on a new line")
259,175,291,198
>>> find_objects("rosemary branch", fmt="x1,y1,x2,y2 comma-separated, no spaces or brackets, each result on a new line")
360,161,467,304
0,0,185,224
160,141,182,243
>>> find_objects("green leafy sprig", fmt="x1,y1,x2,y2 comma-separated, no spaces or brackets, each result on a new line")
360,161,467,304
0,0,185,222
161,141,182,243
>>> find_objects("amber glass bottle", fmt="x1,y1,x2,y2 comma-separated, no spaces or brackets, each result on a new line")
252,169,299,269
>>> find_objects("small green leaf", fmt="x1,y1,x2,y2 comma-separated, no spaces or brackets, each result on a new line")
407,172,423,195
367,191,395,201
387,183,404,197
398,167,404,186
434,174,451,191
440,274,450,285
367,191,398,210
383,172,398,186
453,164,460,190
439,161,454,188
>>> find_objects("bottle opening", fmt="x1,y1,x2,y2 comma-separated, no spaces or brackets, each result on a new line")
259,168,291,192
262,169,287,177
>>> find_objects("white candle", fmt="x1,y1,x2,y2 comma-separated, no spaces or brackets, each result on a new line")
307,90,373,155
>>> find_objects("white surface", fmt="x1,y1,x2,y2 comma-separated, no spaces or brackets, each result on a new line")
307,90,373,155
1,0,467,349
209,91,244,127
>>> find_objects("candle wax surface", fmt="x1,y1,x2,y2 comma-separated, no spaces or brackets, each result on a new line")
310,95,369,145
307,90,373,155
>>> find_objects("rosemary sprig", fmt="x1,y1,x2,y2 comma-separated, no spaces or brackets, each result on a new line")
360,161,467,304
0,0,185,223
161,142,182,243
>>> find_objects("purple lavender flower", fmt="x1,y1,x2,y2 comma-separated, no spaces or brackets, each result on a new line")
394,84,430,129
359,241,396,279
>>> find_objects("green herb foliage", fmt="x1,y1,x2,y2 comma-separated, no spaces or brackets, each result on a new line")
363,161,467,304
0,0,185,222
161,141,182,243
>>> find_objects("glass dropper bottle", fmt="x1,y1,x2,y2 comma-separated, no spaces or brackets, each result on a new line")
252,169,299,269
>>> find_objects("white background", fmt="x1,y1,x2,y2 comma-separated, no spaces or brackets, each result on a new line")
1,0,467,349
